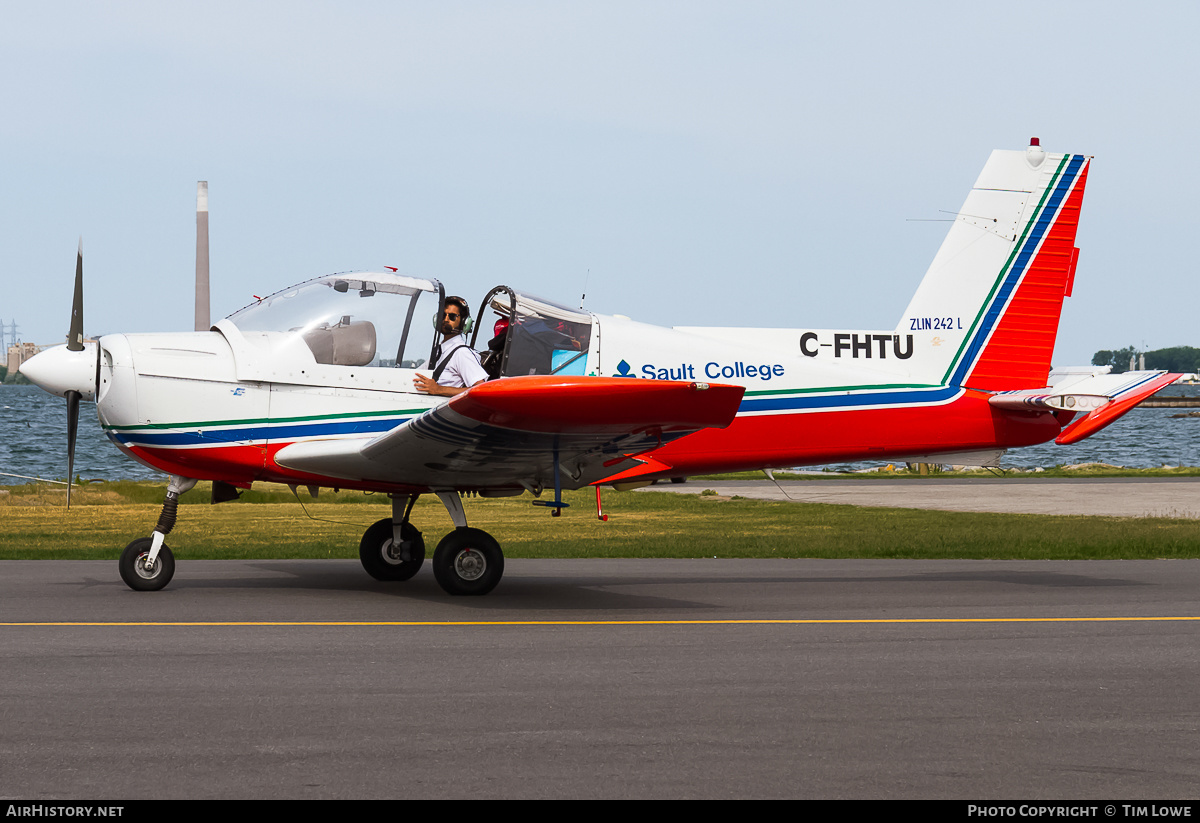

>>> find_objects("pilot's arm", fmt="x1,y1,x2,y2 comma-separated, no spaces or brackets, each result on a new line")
414,345,489,396
413,373,485,397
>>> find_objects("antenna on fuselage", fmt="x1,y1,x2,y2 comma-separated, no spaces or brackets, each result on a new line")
195,181,210,331
580,268,590,310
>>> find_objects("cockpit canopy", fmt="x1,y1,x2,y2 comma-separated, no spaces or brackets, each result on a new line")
225,272,442,369
472,288,594,379
218,272,597,388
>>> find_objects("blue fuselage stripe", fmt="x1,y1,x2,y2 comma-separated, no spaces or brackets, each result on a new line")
739,385,961,413
109,417,409,447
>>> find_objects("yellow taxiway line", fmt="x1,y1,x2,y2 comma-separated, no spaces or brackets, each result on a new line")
2,617,1200,627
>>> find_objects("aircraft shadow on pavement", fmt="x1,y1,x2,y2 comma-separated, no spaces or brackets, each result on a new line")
166,561,720,612
100,561,1149,613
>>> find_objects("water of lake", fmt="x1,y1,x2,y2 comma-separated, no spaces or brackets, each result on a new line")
2,382,1198,484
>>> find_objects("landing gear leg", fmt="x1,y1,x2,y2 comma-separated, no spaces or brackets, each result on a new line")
359,494,425,581
430,491,505,596
119,475,196,592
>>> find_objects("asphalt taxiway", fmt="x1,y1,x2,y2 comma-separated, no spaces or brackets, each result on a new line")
2,557,1199,799
641,476,1200,518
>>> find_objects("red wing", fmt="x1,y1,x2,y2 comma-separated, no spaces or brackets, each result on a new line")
274,376,743,491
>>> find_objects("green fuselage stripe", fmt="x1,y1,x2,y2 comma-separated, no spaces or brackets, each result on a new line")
103,407,428,432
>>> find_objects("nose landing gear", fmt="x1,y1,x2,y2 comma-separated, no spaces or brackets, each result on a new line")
119,475,196,592
119,537,176,592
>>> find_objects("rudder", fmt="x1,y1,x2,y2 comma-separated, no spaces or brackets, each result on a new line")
897,141,1090,391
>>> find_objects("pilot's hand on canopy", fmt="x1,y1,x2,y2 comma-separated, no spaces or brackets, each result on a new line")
413,372,441,395
414,372,480,397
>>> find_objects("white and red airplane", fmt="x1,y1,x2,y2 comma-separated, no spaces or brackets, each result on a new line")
21,139,1179,596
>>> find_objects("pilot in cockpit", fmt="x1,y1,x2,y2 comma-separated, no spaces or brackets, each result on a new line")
413,296,489,397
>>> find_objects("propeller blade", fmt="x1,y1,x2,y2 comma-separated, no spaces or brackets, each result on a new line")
66,389,80,509
66,241,84,507
68,238,84,351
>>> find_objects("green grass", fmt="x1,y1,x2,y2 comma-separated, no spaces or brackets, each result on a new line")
1,480,1199,561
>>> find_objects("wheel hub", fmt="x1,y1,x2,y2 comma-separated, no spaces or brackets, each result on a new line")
453,548,486,581
134,553,159,579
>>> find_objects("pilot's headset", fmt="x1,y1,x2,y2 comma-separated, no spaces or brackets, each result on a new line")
435,296,474,334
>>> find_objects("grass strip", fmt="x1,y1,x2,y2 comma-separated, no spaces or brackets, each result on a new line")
1,481,1198,560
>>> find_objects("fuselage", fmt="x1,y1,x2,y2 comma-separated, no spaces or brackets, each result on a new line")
91,277,1065,492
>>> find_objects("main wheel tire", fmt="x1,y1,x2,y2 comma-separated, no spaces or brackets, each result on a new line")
359,518,425,581
119,538,175,592
432,528,504,596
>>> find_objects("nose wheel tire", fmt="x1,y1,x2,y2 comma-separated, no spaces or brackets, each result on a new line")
432,528,504,596
359,518,425,581
119,538,175,592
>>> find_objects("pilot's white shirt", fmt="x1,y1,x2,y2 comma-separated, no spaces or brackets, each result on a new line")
435,338,489,388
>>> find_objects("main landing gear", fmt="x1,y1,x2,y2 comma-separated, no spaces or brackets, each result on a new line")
359,491,505,596
359,495,425,582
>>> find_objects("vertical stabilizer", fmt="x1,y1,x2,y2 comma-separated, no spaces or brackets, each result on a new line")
195,181,210,332
897,141,1089,391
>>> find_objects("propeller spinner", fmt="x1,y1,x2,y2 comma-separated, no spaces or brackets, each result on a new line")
18,240,100,507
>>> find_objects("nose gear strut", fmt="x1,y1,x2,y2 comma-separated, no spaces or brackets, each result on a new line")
118,475,197,592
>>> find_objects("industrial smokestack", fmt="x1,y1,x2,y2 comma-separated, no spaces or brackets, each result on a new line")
195,181,210,331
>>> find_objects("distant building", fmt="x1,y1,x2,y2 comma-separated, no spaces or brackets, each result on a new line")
5,342,42,382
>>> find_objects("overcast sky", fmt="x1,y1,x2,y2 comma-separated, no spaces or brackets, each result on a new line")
2,0,1195,365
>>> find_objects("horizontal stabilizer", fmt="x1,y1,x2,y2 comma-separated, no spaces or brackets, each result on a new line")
1053,371,1180,445
991,370,1179,446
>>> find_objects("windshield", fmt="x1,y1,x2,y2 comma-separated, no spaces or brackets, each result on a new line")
226,272,442,368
